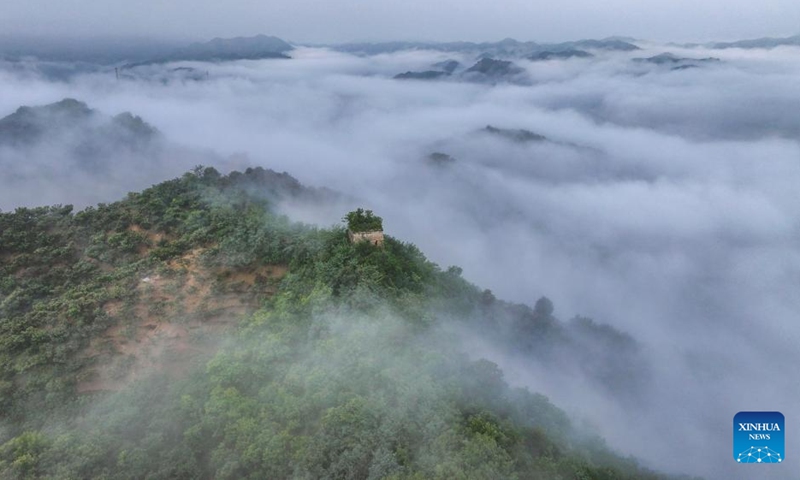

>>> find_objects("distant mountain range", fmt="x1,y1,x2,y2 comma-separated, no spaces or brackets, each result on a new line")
633,52,720,70
708,34,800,49
124,35,293,68
463,58,525,79
0,35,183,63
166,34,293,61
527,49,593,61
333,37,640,56
394,48,728,85
395,57,528,84
674,34,800,50
3,32,799,67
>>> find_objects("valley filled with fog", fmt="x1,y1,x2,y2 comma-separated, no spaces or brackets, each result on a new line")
2,39,799,479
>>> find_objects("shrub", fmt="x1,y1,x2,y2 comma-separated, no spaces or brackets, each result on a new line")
344,208,383,232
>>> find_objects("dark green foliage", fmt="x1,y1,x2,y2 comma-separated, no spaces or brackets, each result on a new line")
344,208,383,232
0,168,679,480
0,166,315,427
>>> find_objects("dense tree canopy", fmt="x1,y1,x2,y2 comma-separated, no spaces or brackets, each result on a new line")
344,208,384,232
0,168,683,480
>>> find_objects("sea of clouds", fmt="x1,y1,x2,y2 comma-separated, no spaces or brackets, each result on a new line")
2,43,799,479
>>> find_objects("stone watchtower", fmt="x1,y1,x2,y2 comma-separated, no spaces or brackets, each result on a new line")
348,229,384,247
344,208,384,247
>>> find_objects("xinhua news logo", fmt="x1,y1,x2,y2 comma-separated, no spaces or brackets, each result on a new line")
734,411,784,464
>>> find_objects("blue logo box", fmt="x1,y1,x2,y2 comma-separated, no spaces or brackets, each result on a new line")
734,411,784,464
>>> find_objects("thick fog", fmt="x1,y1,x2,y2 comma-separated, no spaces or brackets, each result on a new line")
2,44,800,479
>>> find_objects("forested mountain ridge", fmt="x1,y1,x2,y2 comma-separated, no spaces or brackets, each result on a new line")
0,98,158,149
0,167,694,479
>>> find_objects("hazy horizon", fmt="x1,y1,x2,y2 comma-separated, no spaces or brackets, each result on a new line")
0,30,799,47
2,0,800,46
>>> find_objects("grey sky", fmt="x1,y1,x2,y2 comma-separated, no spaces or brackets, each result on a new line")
2,0,799,43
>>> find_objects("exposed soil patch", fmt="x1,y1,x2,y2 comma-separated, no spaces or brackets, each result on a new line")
78,241,287,393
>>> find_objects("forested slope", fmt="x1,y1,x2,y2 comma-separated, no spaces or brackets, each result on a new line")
0,167,693,479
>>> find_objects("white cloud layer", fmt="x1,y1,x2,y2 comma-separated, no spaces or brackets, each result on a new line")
2,44,800,479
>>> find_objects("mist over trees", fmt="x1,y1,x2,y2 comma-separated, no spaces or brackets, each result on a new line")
0,31,799,480
0,168,680,479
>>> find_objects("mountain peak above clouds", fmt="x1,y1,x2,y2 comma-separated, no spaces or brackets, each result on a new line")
175,34,294,60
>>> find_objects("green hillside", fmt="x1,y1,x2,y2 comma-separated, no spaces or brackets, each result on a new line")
0,167,688,479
